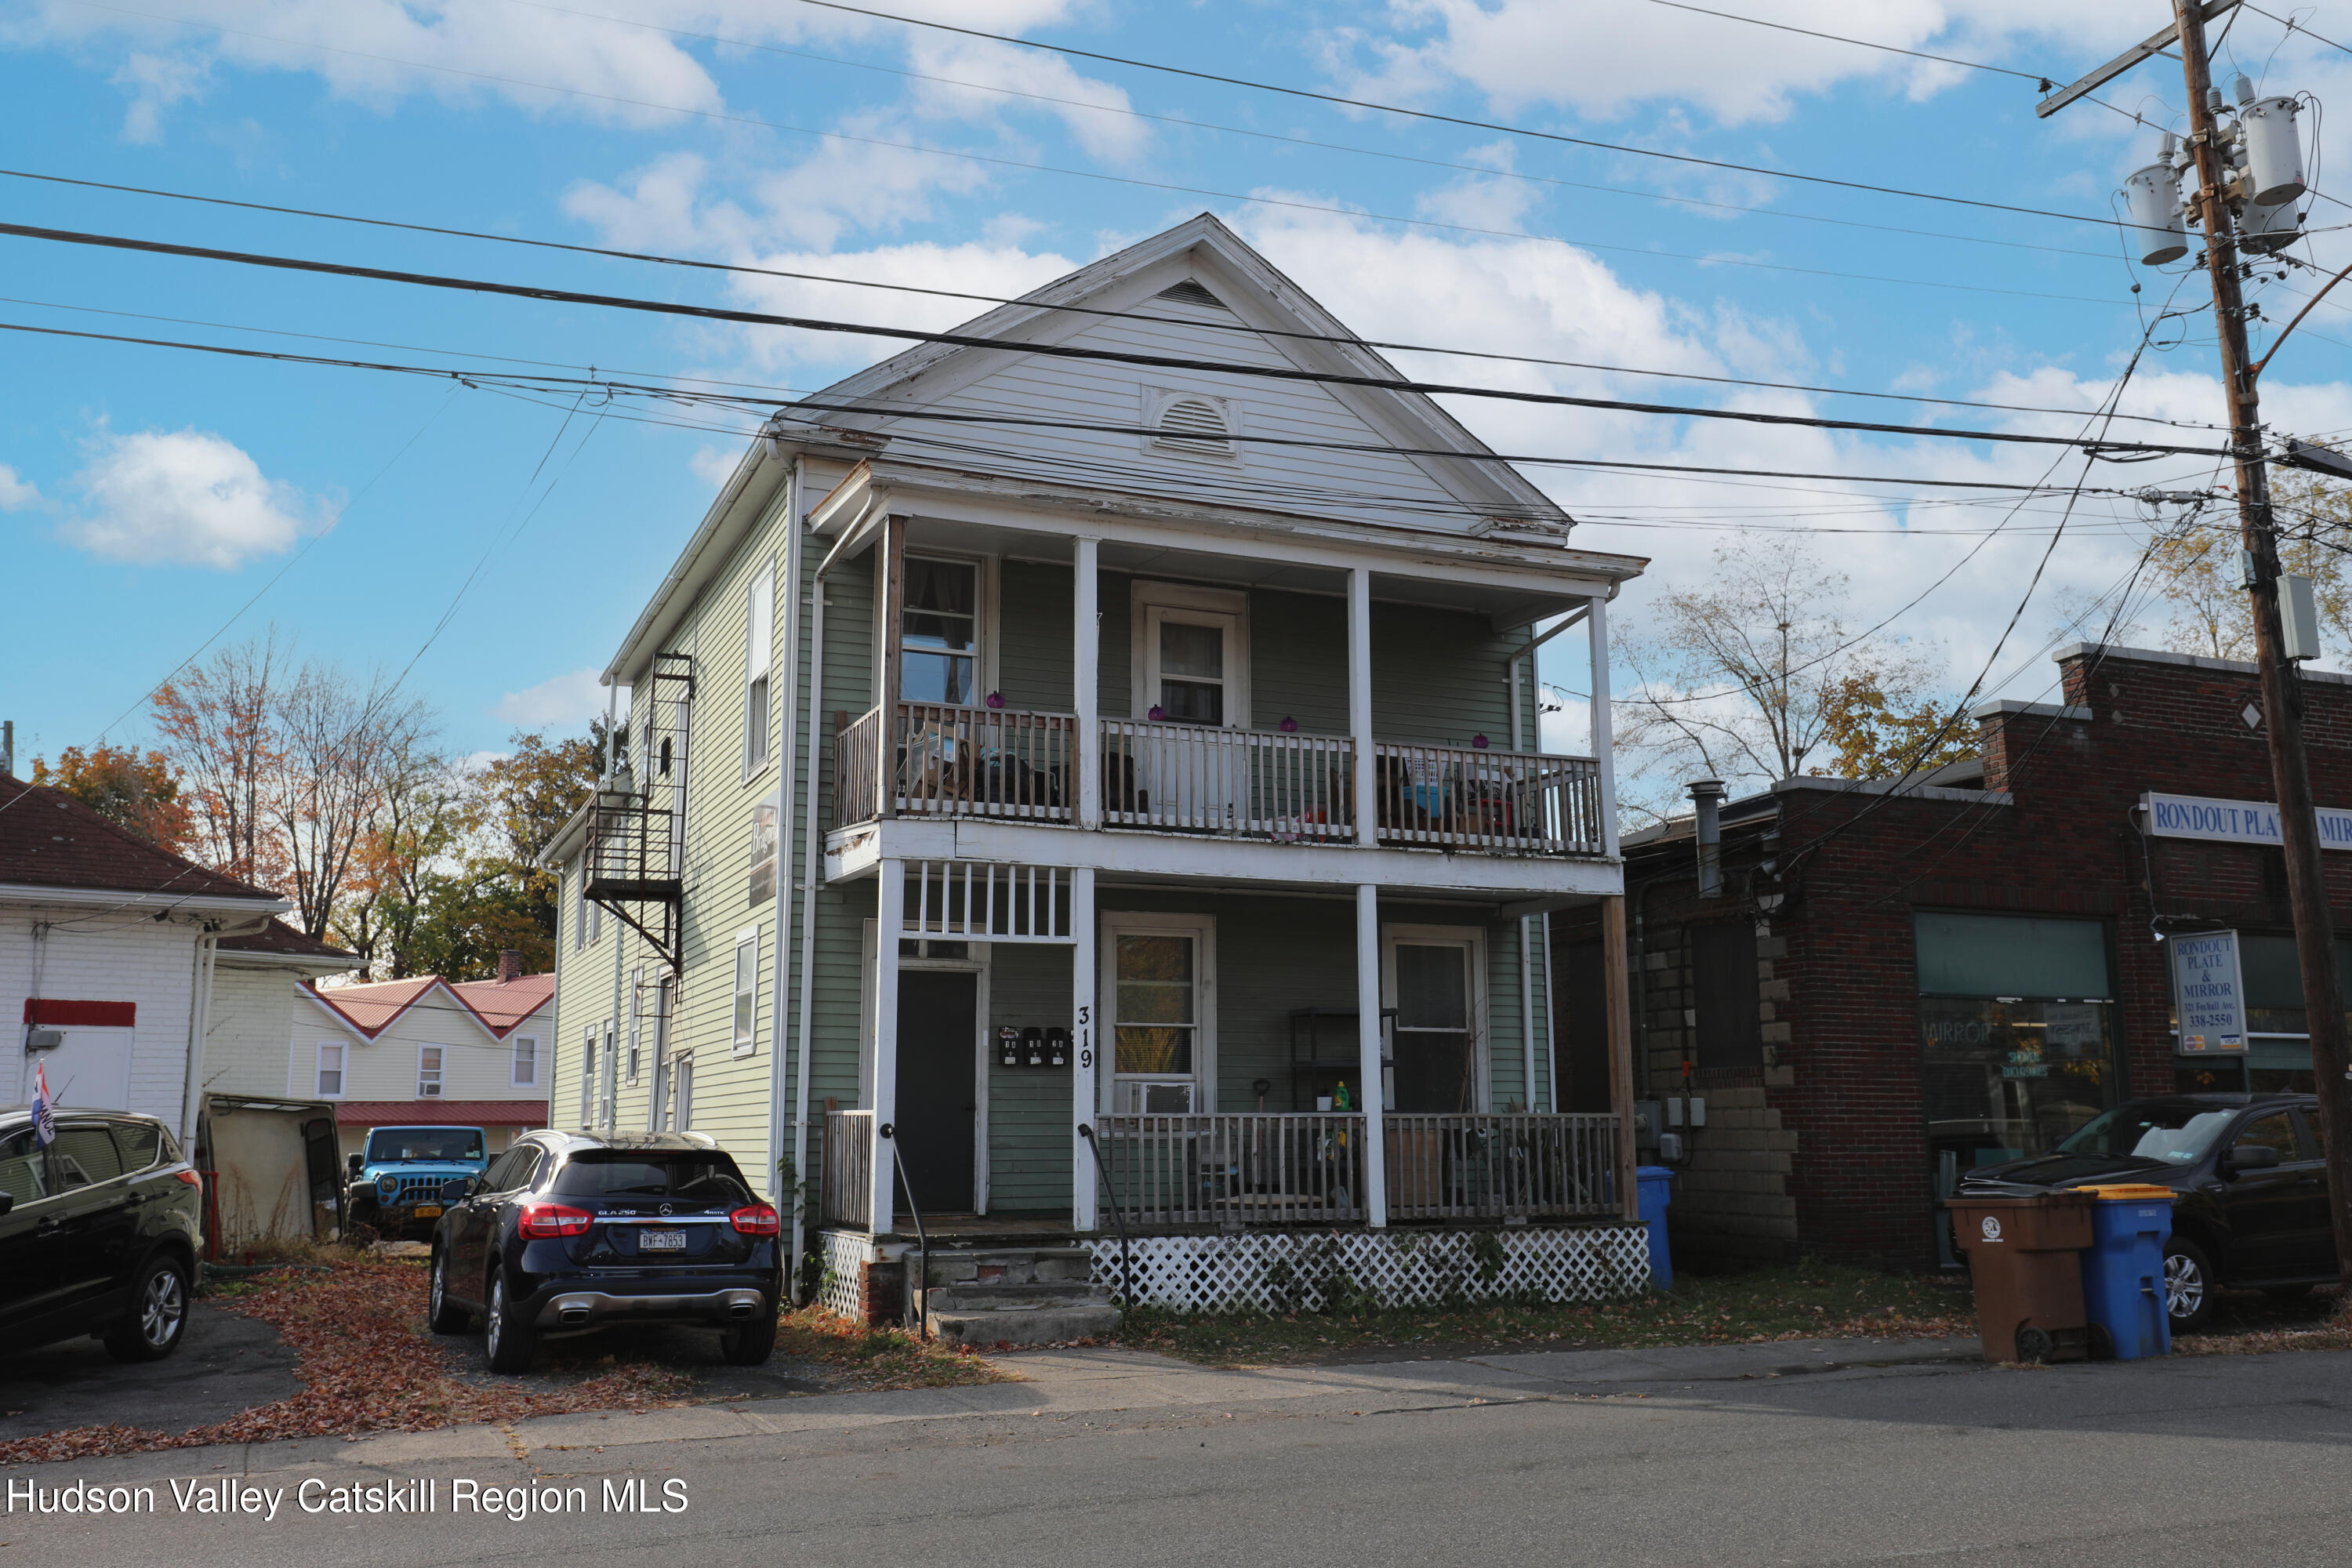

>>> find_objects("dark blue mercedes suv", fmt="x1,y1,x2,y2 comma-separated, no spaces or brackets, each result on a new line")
425,1130,781,1374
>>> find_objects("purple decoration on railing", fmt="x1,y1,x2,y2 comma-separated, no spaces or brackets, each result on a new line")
1147,704,1167,720
1278,716,1298,732
984,691,1006,709
1471,734,1490,749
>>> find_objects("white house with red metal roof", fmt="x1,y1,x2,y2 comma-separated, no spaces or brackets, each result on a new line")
296,953,553,1160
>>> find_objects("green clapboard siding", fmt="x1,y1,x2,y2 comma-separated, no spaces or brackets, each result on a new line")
986,943,1075,1211
1371,601,1520,749
998,560,1073,713
1250,587,1348,735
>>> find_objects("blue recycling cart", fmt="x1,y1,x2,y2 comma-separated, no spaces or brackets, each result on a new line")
2078,1185,2175,1359
1636,1166,1675,1288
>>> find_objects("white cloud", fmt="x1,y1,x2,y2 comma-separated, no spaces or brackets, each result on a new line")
492,667,608,727
1331,2,2148,125
61,428,329,569
29,0,1099,141
689,445,739,490
903,35,1150,164
0,466,40,510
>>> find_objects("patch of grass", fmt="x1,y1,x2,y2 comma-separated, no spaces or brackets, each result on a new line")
1116,1261,1977,1367
776,1307,1003,1389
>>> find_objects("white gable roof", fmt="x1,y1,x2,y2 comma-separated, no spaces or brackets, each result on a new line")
782,214,1569,539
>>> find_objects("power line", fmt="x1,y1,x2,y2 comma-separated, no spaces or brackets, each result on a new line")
786,0,2133,231
0,167,2213,431
0,219,2232,459
55,2,2132,307
5,314,2178,510
499,0,2121,266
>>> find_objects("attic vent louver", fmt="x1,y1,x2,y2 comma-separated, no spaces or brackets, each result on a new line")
1154,397,1233,456
1154,280,1224,309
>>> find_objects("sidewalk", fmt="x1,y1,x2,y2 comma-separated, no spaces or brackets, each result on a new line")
20,1334,1985,1486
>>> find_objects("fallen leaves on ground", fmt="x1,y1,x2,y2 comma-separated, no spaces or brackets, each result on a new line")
5,1264,1003,1466
1119,1262,1979,1367
775,1308,1002,1389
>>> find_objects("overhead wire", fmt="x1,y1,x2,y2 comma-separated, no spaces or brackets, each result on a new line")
782,0,2137,230
0,219,2233,460
0,168,2222,430
494,0,2122,266
53,1,2134,306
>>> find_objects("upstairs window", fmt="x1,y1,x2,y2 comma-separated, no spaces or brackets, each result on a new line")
511,1034,538,1088
417,1044,445,1099
745,560,775,775
900,556,978,706
748,801,779,906
733,930,760,1052
316,1042,345,1098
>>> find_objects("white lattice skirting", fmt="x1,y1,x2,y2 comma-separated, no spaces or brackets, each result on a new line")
817,1228,877,1320
1080,1225,1653,1313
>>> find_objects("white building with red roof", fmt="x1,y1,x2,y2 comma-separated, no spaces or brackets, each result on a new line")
295,953,553,1160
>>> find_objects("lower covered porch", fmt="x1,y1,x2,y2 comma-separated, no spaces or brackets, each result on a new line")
800,868,1643,1319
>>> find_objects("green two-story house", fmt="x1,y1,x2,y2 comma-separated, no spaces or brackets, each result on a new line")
543,215,1651,1328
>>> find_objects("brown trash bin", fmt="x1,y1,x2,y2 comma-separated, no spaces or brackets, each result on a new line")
1944,1191,2095,1364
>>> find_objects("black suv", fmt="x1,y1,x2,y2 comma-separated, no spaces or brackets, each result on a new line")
1958,1092,2336,1330
0,1106,203,1361
426,1130,782,1373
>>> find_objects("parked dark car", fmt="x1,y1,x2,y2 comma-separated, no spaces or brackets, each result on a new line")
1958,1092,2337,1330
0,1106,203,1361
425,1130,782,1374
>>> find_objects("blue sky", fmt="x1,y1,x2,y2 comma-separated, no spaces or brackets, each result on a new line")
7,0,2352,777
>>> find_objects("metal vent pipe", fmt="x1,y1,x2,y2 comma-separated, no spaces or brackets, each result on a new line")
1689,779,1727,898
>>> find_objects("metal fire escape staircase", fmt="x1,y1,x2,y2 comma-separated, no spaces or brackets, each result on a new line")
584,652,692,968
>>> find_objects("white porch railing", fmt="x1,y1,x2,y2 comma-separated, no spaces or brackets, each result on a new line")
1383,1113,1618,1221
820,1107,875,1230
1371,742,1606,855
1100,720,1354,840
833,701,1075,828
1096,1113,1367,1226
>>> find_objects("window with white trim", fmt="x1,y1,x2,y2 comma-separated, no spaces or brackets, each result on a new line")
626,968,644,1083
511,1034,538,1088
733,930,760,1053
1102,913,1215,1112
899,555,979,705
315,1042,344,1098
1382,926,1487,1114
745,559,775,775
417,1044,445,1099
578,1028,597,1126
748,801,779,906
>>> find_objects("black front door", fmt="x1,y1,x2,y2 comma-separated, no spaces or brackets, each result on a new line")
895,971,978,1214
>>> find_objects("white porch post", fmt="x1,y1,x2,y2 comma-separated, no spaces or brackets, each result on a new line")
1348,566,1377,848
1355,881,1388,1229
1588,592,1619,858
1075,537,1102,830
1070,864,1098,1230
871,857,903,1235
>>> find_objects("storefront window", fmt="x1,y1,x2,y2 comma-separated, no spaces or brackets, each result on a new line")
1915,913,2118,1254
2169,935,2352,1094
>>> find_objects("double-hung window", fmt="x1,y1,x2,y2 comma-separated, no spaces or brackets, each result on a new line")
417,1044,445,1099
733,930,760,1053
511,1034,538,1088
745,561,775,774
900,557,978,705
748,801,779,905
315,1043,345,1098
626,968,644,1083
579,1029,597,1126
1105,915,1214,1112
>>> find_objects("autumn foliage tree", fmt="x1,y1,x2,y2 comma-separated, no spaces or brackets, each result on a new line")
29,744,194,852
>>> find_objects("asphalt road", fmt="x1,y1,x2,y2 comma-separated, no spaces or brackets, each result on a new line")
11,1338,2352,1567
0,1305,299,1443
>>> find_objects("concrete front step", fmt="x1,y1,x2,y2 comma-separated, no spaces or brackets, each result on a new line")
918,1281,1114,1314
926,1302,1122,1348
920,1245,1096,1288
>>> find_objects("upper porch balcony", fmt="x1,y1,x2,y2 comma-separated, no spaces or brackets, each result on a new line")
831,699,1607,857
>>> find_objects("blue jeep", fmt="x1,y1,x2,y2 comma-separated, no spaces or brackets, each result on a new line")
344,1126,489,1240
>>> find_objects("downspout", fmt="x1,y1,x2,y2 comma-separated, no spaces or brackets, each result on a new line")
180,923,218,1146
789,465,828,1289
1512,620,1537,1113
767,465,800,1206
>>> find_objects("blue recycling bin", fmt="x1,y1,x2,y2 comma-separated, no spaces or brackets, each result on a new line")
2078,1185,2175,1359
1636,1165,1675,1289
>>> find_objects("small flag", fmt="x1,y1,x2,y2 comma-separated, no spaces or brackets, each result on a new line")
30,1057,57,1147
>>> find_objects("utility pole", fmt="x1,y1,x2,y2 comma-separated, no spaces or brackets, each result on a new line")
2044,0,2352,1283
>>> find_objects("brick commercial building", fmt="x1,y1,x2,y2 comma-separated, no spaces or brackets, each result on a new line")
1552,643,2352,1271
